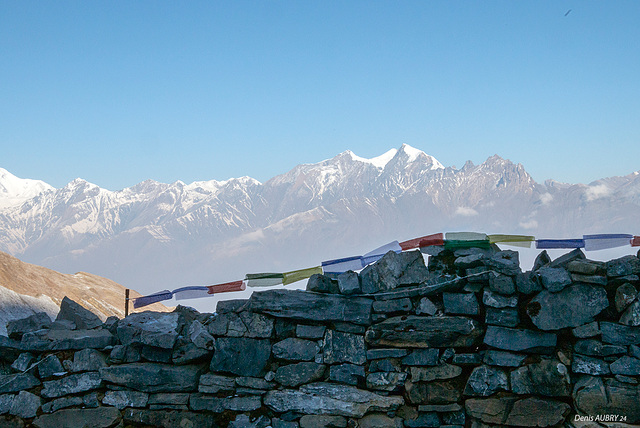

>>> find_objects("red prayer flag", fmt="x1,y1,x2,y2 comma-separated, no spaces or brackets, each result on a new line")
207,280,245,294
400,233,445,250
632,236,640,247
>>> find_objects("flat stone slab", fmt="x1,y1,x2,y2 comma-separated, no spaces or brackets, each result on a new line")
365,316,483,348
526,284,609,330
21,329,116,351
123,409,214,428
117,312,182,349
99,363,202,393
264,382,404,418
573,376,640,424
33,407,122,428
250,289,372,325
41,372,102,398
466,397,571,427
484,326,556,353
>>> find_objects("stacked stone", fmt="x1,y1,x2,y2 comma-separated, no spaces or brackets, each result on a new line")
0,248,639,427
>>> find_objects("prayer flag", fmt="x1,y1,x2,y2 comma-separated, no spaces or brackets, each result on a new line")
632,236,640,247
207,280,245,294
488,234,535,248
283,266,323,285
133,290,173,309
322,256,364,274
173,286,212,301
245,273,285,288
400,233,445,250
444,240,492,250
536,239,585,249
363,241,402,266
583,234,633,251
445,232,489,241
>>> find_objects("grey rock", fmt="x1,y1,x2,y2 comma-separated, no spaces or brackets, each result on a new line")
103,390,149,409
0,373,40,393
369,358,401,372
117,312,181,349
198,373,235,393
271,418,300,428
41,372,102,398
410,364,462,382
296,324,326,339
216,298,249,313
33,407,122,428
109,344,141,363
606,255,640,277
610,356,640,375
187,320,214,349
485,250,521,276
172,341,211,365
454,253,485,269
366,316,483,348
236,377,274,390
358,413,404,428
337,271,361,295
123,409,213,428
49,319,76,330
515,271,542,295
489,273,516,295
404,412,440,428
332,322,365,334
148,393,190,406
483,325,556,353
537,266,572,292
574,339,626,356
571,273,608,285
366,348,408,360
443,292,479,315
360,250,429,294
600,321,640,345
11,353,34,372
463,365,508,396
37,354,64,379
482,290,517,308
250,289,372,325
483,350,526,367
329,364,365,386
83,392,99,408
465,397,570,427
264,382,404,418
571,354,611,375
299,415,347,428
372,298,412,313
21,329,116,351
9,390,41,418
406,380,461,404
230,414,271,428
533,250,551,271
621,300,640,326
0,394,11,415
452,353,483,365
188,394,223,412
41,395,84,413
526,284,608,330
140,345,172,363
69,348,107,372
366,371,407,391
485,307,519,327
275,362,325,387
221,396,262,411
323,330,366,365
307,274,339,294
100,363,201,393
210,337,271,376
548,248,585,268
572,321,600,338
615,283,638,312
415,297,438,315
56,297,103,330
567,260,603,275
6,312,52,339
510,359,570,396
273,338,319,361
402,348,439,366
573,376,640,424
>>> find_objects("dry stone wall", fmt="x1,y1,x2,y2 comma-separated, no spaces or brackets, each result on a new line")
1,247,640,428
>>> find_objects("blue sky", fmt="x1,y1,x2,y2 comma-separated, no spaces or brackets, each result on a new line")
1,1,639,190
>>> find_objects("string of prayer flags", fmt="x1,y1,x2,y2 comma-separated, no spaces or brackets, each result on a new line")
245,273,285,288
583,234,634,251
283,266,323,285
133,290,173,308
399,233,445,250
444,232,491,250
488,234,535,248
536,239,585,249
207,280,245,294
363,241,402,266
322,255,364,274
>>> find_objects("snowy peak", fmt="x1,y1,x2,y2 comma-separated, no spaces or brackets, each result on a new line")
0,168,54,209
345,144,444,171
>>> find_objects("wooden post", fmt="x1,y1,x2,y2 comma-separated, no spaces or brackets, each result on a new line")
125,289,130,317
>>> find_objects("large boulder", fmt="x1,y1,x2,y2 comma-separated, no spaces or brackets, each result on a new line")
573,376,640,424
6,312,52,339
264,382,404,418
117,312,182,349
250,289,372,325
526,284,608,330
210,337,271,377
360,250,429,294
466,397,571,427
365,316,483,348
56,297,103,330
510,359,571,396
99,363,202,393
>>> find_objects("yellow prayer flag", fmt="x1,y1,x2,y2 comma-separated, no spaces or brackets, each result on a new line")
283,266,323,285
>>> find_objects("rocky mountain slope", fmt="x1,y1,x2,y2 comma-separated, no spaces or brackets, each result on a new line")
0,250,169,335
0,145,639,299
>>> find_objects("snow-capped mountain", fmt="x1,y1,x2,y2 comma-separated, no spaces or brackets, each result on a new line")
1,144,639,298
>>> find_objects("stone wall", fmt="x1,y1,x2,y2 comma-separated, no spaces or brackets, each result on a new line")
1,246,640,428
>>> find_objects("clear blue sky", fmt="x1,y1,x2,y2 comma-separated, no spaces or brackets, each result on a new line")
1,1,639,190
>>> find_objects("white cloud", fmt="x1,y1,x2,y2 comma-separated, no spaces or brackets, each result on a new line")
519,219,538,229
585,184,611,201
539,193,553,205
455,206,479,216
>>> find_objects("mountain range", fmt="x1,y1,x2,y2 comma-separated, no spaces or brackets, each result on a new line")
2,144,639,306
